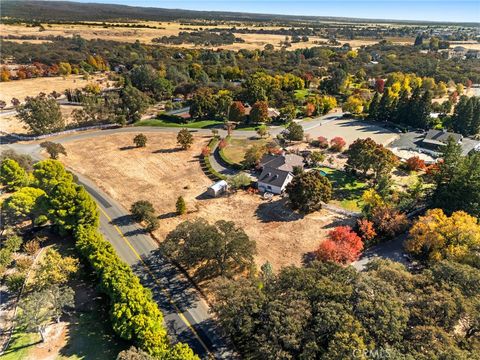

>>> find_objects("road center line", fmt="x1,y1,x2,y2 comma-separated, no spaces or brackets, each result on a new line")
98,207,213,358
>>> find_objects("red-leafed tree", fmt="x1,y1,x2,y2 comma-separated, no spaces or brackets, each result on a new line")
218,138,228,150
405,156,426,172
316,226,363,264
330,137,346,152
375,78,385,93
201,146,211,157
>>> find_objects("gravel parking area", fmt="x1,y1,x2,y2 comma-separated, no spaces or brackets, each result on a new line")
304,119,399,146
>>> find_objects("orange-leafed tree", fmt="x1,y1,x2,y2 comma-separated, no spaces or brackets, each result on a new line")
316,226,363,264
228,101,246,123
357,219,377,244
305,102,315,117
405,156,426,172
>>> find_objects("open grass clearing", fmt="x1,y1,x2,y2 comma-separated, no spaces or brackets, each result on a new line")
135,118,223,129
317,166,368,212
221,137,270,164
62,132,353,271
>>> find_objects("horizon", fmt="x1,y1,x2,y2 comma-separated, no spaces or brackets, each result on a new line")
59,0,480,23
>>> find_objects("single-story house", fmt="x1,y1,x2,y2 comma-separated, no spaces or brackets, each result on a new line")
421,129,463,150
257,153,304,194
207,180,228,197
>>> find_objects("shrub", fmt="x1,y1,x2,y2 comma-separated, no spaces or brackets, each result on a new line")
176,196,186,215
356,219,377,244
317,136,329,149
405,156,426,172
201,146,211,157
23,240,40,255
330,137,346,152
130,200,155,222
5,272,26,293
133,133,147,148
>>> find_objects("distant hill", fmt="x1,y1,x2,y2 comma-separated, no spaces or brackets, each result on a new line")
1,0,477,26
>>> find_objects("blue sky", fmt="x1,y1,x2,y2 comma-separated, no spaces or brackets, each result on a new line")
70,0,479,22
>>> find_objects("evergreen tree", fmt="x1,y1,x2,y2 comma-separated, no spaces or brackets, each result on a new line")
393,89,410,125
366,92,380,121
418,90,433,129
377,91,393,122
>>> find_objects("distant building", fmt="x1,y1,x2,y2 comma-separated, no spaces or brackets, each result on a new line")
466,50,480,59
447,46,468,59
421,129,463,151
257,154,304,194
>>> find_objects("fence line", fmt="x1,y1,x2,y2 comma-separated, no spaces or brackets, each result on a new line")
1,123,121,141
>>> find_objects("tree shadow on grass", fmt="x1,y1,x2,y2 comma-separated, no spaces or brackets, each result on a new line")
255,198,304,223
59,268,127,359
158,211,177,220
302,251,318,266
118,145,136,151
152,148,182,154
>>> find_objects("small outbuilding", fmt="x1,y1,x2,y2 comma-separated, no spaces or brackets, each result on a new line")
207,180,228,197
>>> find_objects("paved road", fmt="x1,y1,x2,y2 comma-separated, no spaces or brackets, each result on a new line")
352,233,409,271
0,141,235,359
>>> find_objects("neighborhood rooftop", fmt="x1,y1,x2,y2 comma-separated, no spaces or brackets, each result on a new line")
259,153,304,172
422,129,463,146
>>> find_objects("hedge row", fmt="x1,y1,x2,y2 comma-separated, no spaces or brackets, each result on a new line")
201,154,227,181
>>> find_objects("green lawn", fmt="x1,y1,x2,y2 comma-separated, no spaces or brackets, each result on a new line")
135,118,223,129
1,331,40,360
317,167,368,212
222,137,269,164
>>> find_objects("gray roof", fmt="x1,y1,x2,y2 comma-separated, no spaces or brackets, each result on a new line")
258,167,291,187
259,154,304,172
423,130,463,146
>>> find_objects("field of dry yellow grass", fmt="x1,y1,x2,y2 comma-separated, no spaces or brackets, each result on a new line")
61,132,350,270
0,74,109,103
1,21,411,50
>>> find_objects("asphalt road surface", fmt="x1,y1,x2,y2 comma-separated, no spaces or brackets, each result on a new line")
0,140,235,359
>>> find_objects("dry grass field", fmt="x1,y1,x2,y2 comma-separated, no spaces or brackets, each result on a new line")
0,105,79,134
61,132,351,270
0,74,109,103
1,22,410,50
